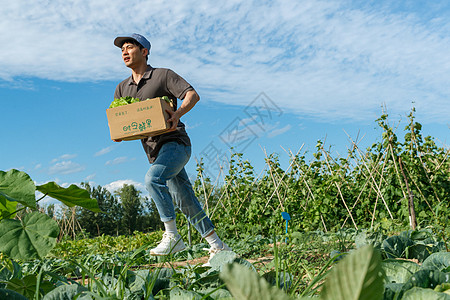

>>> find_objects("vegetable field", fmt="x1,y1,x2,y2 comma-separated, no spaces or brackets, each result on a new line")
0,109,449,299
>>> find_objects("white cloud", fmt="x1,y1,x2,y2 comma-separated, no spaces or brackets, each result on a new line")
268,124,292,138
48,161,85,175
104,179,146,194
184,122,202,130
51,154,78,163
105,156,134,166
1,0,450,123
219,114,290,146
95,146,114,157
84,173,96,181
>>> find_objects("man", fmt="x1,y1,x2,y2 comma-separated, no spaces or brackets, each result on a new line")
113,33,230,265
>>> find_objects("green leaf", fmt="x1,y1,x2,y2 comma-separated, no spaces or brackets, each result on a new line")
144,268,174,296
410,229,433,241
42,283,91,300
220,263,291,300
402,269,450,292
382,259,420,284
354,230,386,249
263,270,293,290
382,235,414,259
208,250,255,272
6,274,38,299
0,264,12,282
0,212,59,260
198,287,233,299
128,269,150,294
402,287,450,300
384,282,404,300
36,182,100,212
0,259,23,282
423,252,450,272
0,169,37,218
169,287,203,299
406,243,434,262
0,288,28,300
435,283,450,294
320,245,383,300
0,199,17,221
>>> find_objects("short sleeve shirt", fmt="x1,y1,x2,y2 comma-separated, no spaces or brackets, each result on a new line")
114,65,193,163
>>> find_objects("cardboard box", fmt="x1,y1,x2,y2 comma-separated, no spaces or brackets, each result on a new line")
106,97,174,141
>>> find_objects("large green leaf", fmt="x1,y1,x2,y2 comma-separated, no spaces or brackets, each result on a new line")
263,270,293,291
6,274,41,299
354,230,386,249
435,283,450,294
320,245,384,300
402,269,450,292
423,253,450,272
406,243,435,262
382,235,414,259
220,263,291,300
170,287,203,299
410,229,434,241
42,283,91,300
402,287,450,300
209,250,254,272
0,199,17,221
0,288,28,300
382,259,420,284
0,264,12,283
37,182,100,212
0,169,36,219
198,287,233,299
0,259,22,283
128,269,150,295
0,212,59,260
384,282,404,300
128,268,174,296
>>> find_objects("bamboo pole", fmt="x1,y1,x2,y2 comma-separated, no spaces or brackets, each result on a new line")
261,147,285,212
398,157,417,230
321,149,358,230
284,147,328,229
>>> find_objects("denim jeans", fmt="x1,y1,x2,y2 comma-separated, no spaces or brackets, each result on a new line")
145,141,215,238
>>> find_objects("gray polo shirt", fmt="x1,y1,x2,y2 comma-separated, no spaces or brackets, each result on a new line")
114,65,193,163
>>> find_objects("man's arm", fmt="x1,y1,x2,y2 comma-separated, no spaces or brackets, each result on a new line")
166,90,200,130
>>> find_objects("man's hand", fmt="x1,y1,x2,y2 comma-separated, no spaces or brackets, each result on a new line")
165,90,200,131
166,109,180,131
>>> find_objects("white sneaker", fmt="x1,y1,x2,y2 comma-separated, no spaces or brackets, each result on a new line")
150,233,186,256
202,243,232,267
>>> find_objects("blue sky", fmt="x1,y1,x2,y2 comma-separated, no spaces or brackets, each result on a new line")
1,0,449,205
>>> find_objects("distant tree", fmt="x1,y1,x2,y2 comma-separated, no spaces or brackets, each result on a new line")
139,196,163,232
78,182,122,236
46,204,55,219
116,184,143,235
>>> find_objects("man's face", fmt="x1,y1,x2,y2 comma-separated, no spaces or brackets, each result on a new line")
121,42,147,68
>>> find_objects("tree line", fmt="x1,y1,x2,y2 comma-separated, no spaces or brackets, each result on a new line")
45,183,163,238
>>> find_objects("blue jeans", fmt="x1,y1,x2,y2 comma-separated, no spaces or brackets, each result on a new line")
145,141,215,238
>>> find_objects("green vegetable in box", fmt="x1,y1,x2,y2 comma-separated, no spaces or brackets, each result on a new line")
109,96,171,108
109,96,140,108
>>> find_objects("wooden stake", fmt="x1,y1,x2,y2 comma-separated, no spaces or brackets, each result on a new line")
398,157,417,230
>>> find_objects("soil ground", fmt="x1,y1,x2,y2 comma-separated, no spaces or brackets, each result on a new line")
147,255,275,268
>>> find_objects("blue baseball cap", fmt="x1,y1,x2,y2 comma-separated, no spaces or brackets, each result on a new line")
114,33,151,52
